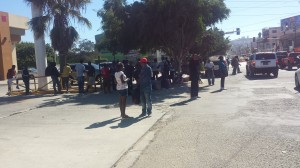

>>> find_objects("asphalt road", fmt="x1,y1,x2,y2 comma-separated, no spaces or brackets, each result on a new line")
125,64,300,168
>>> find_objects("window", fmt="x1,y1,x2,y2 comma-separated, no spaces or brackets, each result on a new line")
255,54,275,60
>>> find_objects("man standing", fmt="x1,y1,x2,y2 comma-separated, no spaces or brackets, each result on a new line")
22,66,30,95
189,54,200,98
61,63,72,92
85,61,95,93
139,58,153,116
231,56,239,75
49,62,61,95
75,60,85,95
6,65,16,96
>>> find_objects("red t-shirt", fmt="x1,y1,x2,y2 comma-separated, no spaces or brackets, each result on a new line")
101,68,110,79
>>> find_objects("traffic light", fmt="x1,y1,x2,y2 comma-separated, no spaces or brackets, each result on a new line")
236,28,240,35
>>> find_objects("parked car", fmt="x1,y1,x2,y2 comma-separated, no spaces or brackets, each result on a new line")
246,52,278,78
206,55,229,77
282,52,300,70
276,51,288,69
69,63,101,85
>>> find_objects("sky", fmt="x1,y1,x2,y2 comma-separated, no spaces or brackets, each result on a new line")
1,0,300,43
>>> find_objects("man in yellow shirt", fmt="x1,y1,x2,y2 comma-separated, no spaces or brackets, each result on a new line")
61,63,72,92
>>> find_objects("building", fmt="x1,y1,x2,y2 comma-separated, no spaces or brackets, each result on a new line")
256,27,282,52
279,15,300,52
0,11,28,80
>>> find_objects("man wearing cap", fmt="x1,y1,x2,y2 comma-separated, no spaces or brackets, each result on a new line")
139,57,153,116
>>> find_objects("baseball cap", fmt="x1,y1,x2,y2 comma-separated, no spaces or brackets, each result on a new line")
140,58,148,63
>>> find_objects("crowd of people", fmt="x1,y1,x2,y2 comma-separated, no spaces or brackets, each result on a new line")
6,55,243,118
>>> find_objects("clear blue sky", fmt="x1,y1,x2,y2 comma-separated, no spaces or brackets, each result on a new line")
1,0,300,43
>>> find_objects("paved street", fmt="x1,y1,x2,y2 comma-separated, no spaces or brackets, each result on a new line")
1,63,300,168
122,63,300,168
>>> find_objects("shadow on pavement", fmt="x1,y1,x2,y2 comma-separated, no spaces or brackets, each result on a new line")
85,117,122,129
0,94,51,106
110,115,148,129
244,75,277,81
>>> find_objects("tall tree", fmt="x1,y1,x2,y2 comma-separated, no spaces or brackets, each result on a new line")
190,27,231,57
97,0,126,60
25,0,92,71
142,0,230,71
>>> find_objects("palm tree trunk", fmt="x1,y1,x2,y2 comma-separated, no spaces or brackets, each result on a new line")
31,2,48,90
59,51,67,73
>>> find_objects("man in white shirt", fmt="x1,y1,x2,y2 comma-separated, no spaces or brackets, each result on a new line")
75,59,85,94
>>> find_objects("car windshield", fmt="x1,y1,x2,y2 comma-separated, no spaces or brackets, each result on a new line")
276,52,287,57
255,54,275,60
289,53,300,58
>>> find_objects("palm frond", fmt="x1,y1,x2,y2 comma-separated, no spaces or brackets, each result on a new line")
28,15,51,38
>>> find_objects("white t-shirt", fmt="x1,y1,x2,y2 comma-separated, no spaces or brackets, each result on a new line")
205,62,214,69
115,71,128,90
75,63,85,77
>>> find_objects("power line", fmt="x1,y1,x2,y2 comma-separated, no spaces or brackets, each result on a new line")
220,12,300,31
231,13,300,16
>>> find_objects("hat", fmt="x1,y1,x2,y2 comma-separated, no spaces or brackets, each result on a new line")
140,57,148,63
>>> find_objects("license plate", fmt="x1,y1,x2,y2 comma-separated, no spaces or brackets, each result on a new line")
263,62,268,65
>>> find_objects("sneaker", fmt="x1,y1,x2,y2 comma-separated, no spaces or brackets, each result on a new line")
139,113,146,117
147,112,152,116
16,86,19,89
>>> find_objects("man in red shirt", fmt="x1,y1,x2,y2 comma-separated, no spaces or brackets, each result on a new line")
101,64,111,93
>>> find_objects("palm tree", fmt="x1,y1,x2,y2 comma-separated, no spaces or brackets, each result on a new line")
25,0,92,71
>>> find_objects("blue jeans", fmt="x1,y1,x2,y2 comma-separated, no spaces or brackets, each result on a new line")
51,76,61,93
140,87,152,114
77,76,84,93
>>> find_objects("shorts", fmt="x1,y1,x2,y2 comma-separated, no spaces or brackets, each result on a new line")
88,77,95,85
118,89,128,97
7,78,14,86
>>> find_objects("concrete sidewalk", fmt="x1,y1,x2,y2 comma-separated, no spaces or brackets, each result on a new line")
0,81,190,168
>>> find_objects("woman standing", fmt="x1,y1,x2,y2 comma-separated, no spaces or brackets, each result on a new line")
115,62,129,118
218,56,228,90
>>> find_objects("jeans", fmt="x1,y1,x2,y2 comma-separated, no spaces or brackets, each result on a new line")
140,87,152,114
77,76,84,93
23,79,30,94
220,77,225,89
62,77,69,91
51,76,61,93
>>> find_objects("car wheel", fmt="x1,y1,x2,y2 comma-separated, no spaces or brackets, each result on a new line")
273,71,278,78
95,75,101,84
295,75,300,89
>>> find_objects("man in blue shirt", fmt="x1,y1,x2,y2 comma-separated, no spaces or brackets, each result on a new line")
139,57,153,116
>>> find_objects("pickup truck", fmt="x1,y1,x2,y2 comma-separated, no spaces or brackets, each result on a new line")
282,52,300,70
